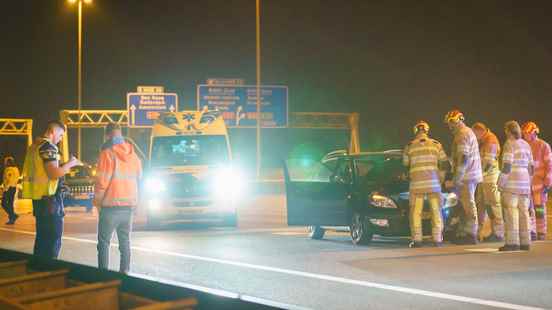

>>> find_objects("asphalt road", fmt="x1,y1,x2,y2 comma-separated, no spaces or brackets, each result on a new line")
1,195,551,310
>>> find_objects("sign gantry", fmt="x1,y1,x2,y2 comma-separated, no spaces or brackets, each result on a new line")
0,118,33,146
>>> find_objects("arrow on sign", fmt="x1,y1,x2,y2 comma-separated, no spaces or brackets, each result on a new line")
130,104,136,126
169,105,175,112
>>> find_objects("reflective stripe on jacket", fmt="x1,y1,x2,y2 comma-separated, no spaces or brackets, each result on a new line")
479,130,501,184
94,141,142,208
501,138,533,195
452,126,483,184
527,138,552,192
403,134,448,194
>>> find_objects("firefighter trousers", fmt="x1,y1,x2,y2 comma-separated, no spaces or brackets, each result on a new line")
458,182,478,237
476,182,504,238
502,192,531,246
409,193,443,243
529,190,548,237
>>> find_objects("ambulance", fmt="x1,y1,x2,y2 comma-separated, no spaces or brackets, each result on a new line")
143,109,245,228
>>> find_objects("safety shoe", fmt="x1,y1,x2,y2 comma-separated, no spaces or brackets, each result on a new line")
408,241,423,248
483,235,504,243
433,242,444,248
520,245,530,251
537,234,546,241
6,214,19,225
499,245,520,252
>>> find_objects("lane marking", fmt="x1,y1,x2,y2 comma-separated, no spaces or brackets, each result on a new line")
0,227,545,310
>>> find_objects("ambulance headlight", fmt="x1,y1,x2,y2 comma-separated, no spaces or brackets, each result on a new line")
144,177,167,193
213,167,246,200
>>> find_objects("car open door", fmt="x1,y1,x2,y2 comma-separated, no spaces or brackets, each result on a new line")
284,158,351,226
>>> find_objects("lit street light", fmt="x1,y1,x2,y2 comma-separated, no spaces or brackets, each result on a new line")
68,0,92,159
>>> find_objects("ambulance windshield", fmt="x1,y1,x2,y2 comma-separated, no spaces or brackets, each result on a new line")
151,135,229,167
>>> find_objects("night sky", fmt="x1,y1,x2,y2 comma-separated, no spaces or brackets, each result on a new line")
1,1,551,163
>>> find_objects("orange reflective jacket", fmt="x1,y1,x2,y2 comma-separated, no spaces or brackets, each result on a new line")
94,141,142,208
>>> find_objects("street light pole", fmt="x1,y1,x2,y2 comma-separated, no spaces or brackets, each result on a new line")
255,0,262,179
68,0,91,159
77,0,82,159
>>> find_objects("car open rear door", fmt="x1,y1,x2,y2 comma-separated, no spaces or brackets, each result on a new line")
284,158,351,226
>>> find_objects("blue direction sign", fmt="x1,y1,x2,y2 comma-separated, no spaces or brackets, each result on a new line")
197,84,288,128
127,93,178,128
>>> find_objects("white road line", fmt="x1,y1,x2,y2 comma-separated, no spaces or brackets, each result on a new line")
0,227,545,310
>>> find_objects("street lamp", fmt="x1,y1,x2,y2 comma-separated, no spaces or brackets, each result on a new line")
68,0,92,159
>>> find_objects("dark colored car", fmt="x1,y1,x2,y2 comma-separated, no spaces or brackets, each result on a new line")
284,150,458,245
63,164,96,212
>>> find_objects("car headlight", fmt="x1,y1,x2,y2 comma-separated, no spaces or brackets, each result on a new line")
370,194,398,209
144,177,167,193
213,167,246,200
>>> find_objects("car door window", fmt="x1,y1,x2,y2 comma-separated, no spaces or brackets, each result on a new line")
286,159,334,182
332,159,352,184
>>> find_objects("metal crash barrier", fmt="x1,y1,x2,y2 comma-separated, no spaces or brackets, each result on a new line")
0,249,282,310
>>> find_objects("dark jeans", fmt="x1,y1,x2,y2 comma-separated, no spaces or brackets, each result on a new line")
1,187,16,220
97,207,133,273
32,199,64,259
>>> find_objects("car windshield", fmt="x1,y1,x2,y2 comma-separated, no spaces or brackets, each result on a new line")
151,135,229,167
355,154,406,186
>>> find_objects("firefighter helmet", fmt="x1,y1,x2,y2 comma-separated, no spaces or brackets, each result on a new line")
413,121,430,135
444,110,465,124
522,121,540,135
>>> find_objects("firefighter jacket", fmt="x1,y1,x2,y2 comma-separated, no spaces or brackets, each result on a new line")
527,138,552,193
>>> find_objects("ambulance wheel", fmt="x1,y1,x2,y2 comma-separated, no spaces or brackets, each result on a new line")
308,225,325,240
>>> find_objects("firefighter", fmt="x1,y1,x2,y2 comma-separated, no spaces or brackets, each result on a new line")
522,122,552,241
403,121,450,247
472,122,504,242
95,123,142,274
2,156,20,225
444,110,483,244
21,121,80,258
499,121,534,251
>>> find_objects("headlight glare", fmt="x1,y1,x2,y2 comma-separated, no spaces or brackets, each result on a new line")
144,177,167,193
213,167,246,200
370,194,398,209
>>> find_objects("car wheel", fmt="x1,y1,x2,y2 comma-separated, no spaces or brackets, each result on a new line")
350,212,373,245
308,225,325,240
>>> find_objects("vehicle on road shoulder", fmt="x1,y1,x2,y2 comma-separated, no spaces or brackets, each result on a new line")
284,150,458,245
63,164,95,212
142,110,246,228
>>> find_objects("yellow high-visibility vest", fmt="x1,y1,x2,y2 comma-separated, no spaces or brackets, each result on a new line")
21,139,59,200
2,166,20,188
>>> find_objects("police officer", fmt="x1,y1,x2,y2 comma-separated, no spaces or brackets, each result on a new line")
499,121,533,251
472,122,504,242
22,121,80,258
521,122,552,241
403,121,450,247
444,110,483,244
